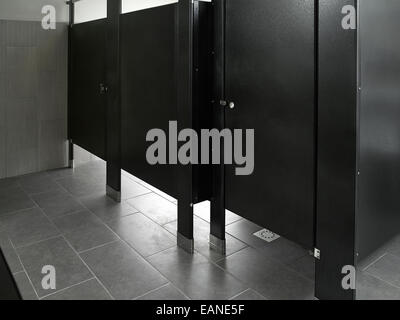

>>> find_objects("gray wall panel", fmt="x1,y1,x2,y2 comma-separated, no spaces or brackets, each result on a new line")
0,45,5,72
5,98,39,176
0,20,68,178
0,98,5,177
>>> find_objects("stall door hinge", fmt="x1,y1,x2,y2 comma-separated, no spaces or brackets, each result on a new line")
313,248,321,260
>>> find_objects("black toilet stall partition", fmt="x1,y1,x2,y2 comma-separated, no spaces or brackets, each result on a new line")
69,0,213,249
68,0,400,300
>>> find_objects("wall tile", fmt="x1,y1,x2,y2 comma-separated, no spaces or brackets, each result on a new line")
0,21,6,46
6,98,39,176
36,71,57,120
6,47,38,99
0,72,6,98
39,118,67,171
0,98,5,178
37,25,58,72
6,20,38,47
0,20,67,178
0,45,5,72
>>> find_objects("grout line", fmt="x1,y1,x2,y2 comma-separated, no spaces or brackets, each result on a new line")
0,205,37,218
228,288,251,300
145,244,178,260
123,173,177,205
363,269,400,290
362,253,387,271
61,234,115,300
9,238,40,300
132,283,171,300
78,240,120,254
39,277,96,300
15,234,63,250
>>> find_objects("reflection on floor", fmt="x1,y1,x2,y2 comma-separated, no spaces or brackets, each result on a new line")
1,160,316,300
357,237,400,300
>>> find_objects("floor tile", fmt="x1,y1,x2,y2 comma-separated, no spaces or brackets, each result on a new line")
127,193,177,226
357,247,388,271
226,219,269,249
17,237,93,298
357,271,400,300
0,186,35,216
72,161,106,180
386,235,400,259
136,284,188,300
127,174,177,203
289,254,315,281
52,210,118,252
164,217,247,262
216,247,314,300
52,210,102,233
194,201,242,226
0,177,19,190
79,192,138,222
0,232,23,273
365,254,400,288
121,176,151,200
32,190,84,219
56,176,105,197
0,208,60,248
13,271,38,300
80,241,168,300
43,279,112,300
231,289,267,300
18,172,63,195
147,247,247,300
46,167,74,180
256,237,308,265
107,213,175,257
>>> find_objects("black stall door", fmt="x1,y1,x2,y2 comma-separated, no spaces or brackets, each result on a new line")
224,0,316,248
70,19,107,160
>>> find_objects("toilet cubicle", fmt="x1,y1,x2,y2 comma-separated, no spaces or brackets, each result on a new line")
68,0,213,251
68,0,400,300
210,0,400,300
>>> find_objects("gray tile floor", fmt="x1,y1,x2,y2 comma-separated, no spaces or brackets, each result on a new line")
1,160,397,300
357,237,400,300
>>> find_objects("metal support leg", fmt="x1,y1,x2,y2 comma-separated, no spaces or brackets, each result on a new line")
210,164,226,255
68,140,74,168
106,184,121,203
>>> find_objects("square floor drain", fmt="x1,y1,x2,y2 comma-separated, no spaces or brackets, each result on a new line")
253,229,280,243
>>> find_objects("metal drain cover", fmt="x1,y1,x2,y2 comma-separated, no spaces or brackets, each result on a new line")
253,229,280,243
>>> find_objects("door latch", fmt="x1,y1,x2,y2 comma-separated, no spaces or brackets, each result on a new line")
220,100,235,109
99,83,108,94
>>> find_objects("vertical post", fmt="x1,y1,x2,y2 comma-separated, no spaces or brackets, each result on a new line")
67,1,75,169
177,0,194,253
315,0,357,300
106,0,122,202
209,0,226,254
